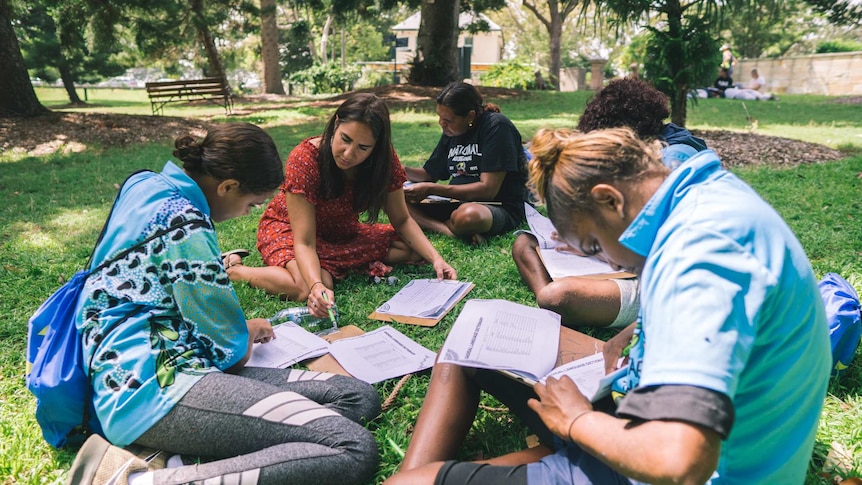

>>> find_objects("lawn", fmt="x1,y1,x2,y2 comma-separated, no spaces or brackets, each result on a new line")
2,87,861,483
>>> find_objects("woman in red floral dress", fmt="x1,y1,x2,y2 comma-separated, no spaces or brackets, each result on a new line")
226,93,457,319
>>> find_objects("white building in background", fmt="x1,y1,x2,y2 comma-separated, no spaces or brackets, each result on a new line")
391,11,503,81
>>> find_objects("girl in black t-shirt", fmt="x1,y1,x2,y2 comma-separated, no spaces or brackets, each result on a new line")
404,82,528,244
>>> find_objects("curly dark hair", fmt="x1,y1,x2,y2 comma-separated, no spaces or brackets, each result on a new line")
576,78,670,138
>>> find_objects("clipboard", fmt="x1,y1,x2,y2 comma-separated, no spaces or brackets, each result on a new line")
305,324,365,376
368,282,475,327
498,326,605,386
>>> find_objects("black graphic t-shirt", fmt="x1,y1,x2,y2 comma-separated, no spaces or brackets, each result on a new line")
422,111,528,222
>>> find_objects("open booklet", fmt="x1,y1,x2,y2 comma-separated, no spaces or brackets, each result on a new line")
519,203,635,280
246,322,331,369
369,278,474,326
438,298,624,402
248,322,436,384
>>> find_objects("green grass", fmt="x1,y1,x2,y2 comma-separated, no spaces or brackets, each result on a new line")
3,89,862,483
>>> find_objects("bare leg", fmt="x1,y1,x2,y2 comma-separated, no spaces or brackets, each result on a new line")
386,446,554,485
480,444,554,465
448,203,493,238
384,462,446,485
407,203,457,238
385,239,425,264
538,278,622,327
512,233,553,294
512,233,622,327
399,363,481,471
227,258,333,302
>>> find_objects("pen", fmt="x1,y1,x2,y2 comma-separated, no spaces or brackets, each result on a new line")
322,292,337,326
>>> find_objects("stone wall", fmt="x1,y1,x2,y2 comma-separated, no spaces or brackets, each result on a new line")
736,51,862,96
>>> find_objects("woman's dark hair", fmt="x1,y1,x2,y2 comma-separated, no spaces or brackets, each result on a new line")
436,81,500,120
576,78,670,139
318,93,393,223
173,122,284,194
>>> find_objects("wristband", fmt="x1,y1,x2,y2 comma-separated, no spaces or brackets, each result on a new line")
566,410,594,442
309,281,325,293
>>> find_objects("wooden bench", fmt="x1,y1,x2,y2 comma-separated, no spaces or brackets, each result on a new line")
145,77,233,116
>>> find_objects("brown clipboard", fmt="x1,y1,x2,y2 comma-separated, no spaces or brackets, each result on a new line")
535,246,636,281
368,282,475,327
499,326,605,386
305,324,365,377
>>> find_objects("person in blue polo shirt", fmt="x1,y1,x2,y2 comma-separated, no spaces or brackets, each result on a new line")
387,127,830,485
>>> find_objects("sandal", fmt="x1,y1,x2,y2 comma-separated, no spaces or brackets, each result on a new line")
221,248,249,269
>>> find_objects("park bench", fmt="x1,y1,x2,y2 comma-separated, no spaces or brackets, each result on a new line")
145,77,233,116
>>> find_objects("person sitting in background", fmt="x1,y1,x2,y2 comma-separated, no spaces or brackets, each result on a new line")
725,68,778,101
512,77,707,329
403,81,530,245
65,123,382,485
225,93,457,318
708,67,734,98
386,126,831,485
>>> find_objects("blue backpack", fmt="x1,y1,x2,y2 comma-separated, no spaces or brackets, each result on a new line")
818,273,862,377
25,171,203,448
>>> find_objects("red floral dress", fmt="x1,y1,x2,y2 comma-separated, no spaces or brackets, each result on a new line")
257,137,407,279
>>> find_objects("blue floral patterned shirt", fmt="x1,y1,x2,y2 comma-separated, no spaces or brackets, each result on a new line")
75,162,248,446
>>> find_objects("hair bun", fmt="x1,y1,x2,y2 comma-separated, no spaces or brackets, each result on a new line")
173,135,204,169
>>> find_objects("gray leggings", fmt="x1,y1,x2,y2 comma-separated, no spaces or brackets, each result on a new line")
134,367,381,485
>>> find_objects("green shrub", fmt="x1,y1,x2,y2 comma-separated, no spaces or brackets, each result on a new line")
816,40,862,54
354,66,394,90
481,61,536,90
288,62,361,95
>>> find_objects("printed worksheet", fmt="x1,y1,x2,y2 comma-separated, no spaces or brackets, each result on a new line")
537,248,621,280
246,322,330,369
437,299,560,380
375,279,473,319
520,203,561,249
327,325,436,383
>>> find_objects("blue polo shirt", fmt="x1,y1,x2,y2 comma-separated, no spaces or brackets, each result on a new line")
618,149,830,483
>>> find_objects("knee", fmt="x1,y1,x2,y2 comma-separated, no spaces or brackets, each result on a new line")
349,427,381,482
449,205,486,231
512,233,538,263
536,282,576,310
329,375,382,422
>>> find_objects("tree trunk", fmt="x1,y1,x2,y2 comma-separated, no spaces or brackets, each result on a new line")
411,0,461,86
0,0,49,117
58,61,84,105
259,0,285,94
665,0,687,125
320,14,333,64
190,0,228,84
547,7,562,90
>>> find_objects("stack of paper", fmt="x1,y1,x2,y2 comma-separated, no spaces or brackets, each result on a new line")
370,278,474,326
521,203,634,280
246,323,436,384
438,298,623,402
246,322,330,369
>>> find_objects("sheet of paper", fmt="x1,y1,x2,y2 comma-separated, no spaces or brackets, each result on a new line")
437,299,561,380
375,279,473,319
328,325,436,384
538,248,622,279
404,181,459,204
544,359,627,402
521,203,561,249
246,323,330,368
